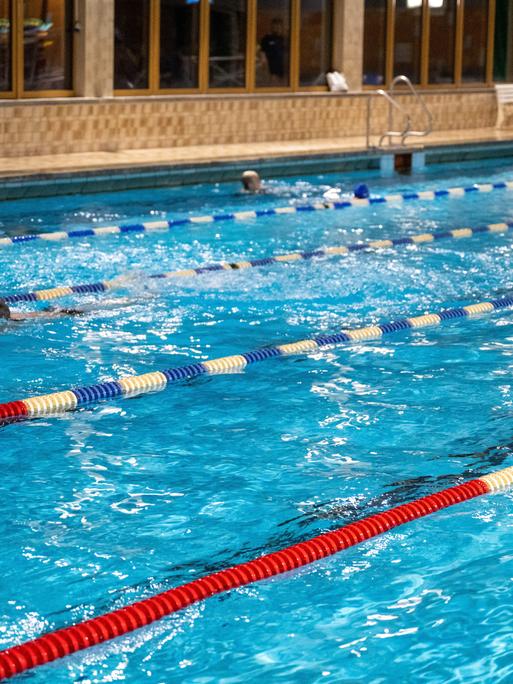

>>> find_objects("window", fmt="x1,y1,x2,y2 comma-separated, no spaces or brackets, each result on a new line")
209,0,247,88
363,0,387,86
160,0,200,89
299,0,332,86
428,0,457,84
114,0,150,90
493,0,512,82
0,0,11,93
0,0,74,97
363,0,495,88
23,0,73,91
256,0,290,88
461,0,489,82
393,0,423,84
114,0,333,94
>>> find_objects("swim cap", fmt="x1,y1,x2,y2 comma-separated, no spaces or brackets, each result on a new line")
354,183,370,199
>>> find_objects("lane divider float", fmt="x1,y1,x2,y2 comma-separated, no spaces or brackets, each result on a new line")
1,465,512,679
1,180,512,251
3,220,513,306
1,294,512,423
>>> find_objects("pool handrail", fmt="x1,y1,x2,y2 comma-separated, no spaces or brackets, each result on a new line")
367,75,433,149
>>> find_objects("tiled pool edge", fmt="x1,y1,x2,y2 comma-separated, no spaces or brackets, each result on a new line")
3,140,513,200
0,153,380,201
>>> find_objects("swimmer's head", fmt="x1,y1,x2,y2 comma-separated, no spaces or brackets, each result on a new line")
0,300,10,320
241,170,262,193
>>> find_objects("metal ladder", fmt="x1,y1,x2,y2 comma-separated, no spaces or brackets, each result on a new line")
366,75,433,149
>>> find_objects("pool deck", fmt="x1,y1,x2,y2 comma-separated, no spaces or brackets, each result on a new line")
1,127,513,179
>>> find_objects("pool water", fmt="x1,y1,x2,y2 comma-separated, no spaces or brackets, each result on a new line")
2,159,513,682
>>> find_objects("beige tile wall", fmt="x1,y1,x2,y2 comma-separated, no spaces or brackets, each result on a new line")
499,102,513,128
0,90,497,158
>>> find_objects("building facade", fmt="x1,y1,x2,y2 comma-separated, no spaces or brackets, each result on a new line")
0,0,511,157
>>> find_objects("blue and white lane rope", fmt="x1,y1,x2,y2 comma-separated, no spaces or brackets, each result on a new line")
1,180,512,251
3,220,512,305
1,294,512,422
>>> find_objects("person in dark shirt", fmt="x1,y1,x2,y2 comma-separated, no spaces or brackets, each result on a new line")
259,18,286,84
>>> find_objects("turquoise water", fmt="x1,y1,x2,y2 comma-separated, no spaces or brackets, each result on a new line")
2,160,513,681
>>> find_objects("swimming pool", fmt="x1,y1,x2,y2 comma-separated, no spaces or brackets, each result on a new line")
2,159,513,681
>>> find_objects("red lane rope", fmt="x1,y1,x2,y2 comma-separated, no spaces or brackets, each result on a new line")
0,478,489,679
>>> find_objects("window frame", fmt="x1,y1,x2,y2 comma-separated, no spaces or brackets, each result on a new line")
114,0,333,96
0,0,75,99
363,0,496,91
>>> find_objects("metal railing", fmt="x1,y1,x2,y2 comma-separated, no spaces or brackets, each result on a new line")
366,75,433,149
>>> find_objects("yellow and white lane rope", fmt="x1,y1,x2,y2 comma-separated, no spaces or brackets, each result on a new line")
0,293,512,422
3,220,512,305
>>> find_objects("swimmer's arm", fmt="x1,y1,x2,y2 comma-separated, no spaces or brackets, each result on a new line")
8,296,147,321
9,310,68,321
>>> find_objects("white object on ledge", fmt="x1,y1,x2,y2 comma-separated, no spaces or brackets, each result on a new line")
326,71,348,93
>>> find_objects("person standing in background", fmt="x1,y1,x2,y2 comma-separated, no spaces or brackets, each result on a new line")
259,18,286,85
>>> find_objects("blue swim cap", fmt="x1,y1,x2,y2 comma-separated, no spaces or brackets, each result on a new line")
354,183,370,199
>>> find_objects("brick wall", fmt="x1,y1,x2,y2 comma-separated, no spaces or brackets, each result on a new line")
0,90,497,158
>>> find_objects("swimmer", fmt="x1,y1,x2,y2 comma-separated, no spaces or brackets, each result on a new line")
0,299,85,321
240,170,263,193
0,296,143,322
322,182,370,202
